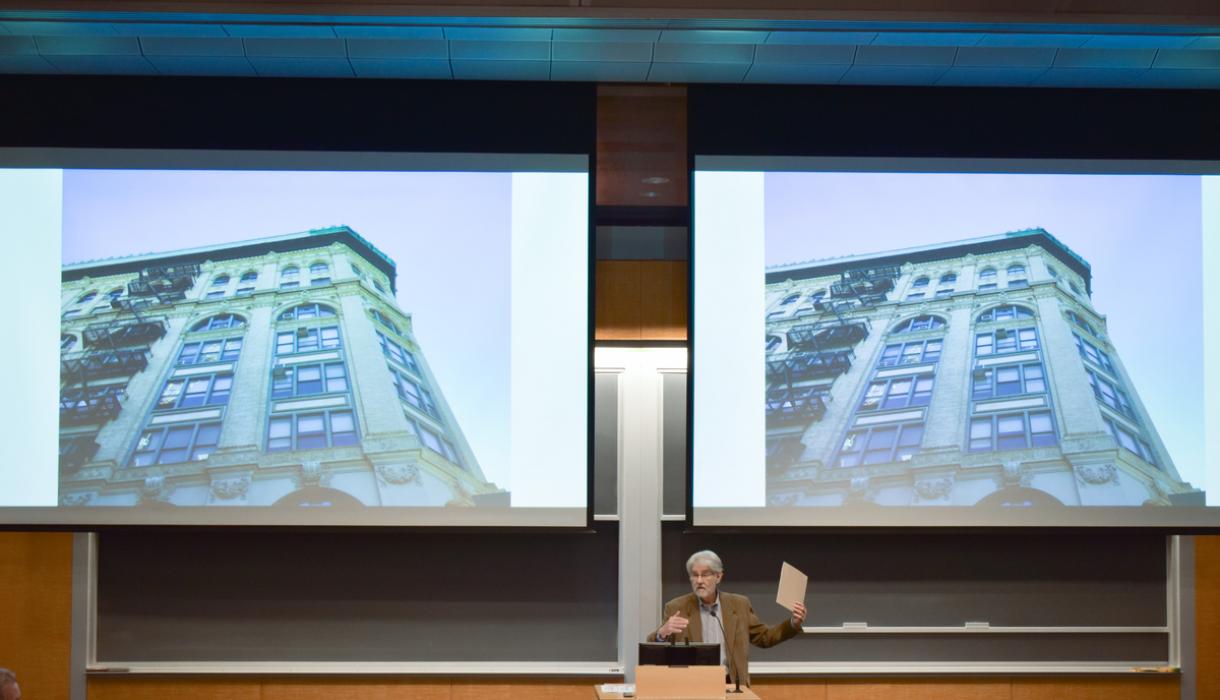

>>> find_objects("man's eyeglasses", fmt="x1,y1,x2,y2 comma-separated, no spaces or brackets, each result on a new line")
689,571,720,581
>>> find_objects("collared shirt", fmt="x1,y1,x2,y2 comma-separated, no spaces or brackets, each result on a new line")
697,594,725,666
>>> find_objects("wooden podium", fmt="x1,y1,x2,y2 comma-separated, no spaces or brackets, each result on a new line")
594,665,761,700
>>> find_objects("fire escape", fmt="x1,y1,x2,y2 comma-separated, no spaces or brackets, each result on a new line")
764,264,899,471
59,264,197,469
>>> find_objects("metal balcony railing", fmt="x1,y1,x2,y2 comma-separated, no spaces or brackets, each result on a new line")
765,387,829,426
60,385,125,426
61,348,150,382
786,319,870,351
766,349,854,384
127,263,200,302
766,436,805,471
59,435,100,471
82,317,167,349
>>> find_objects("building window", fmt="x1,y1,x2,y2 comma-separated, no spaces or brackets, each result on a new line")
178,338,242,365
206,290,226,299
310,262,329,276
392,368,440,419
271,361,348,398
836,422,923,467
939,273,957,285
978,267,997,286
276,326,341,355
969,411,1056,451
1006,264,1027,288
280,265,299,283
90,304,110,315
912,276,929,288
130,421,221,466
1069,281,1081,295
1073,333,1115,374
766,335,783,353
191,313,246,332
377,331,420,373
1066,310,1098,336
935,287,954,297
268,410,357,451
906,292,925,300
62,309,81,320
859,374,934,411
107,288,124,302
236,286,255,296
155,372,233,410
240,271,258,284
373,280,386,294
972,362,1046,399
211,274,230,287
351,263,364,278
61,334,77,352
1086,369,1136,420
976,304,1034,323
975,327,1038,356
878,339,942,367
279,303,337,321
779,293,800,306
77,291,97,304
311,277,331,287
370,309,401,335
405,415,463,467
1047,266,1059,279
1102,417,1157,465
892,315,945,334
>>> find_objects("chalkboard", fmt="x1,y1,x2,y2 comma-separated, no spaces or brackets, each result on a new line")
662,525,1170,664
96,528,618,663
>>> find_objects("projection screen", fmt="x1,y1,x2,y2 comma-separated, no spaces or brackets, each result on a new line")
0,149,589,527
693,156,1220,528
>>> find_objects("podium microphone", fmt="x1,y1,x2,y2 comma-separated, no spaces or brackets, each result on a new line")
710,607,743,694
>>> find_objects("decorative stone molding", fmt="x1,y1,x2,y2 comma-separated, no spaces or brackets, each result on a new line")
299,460,324,488
139,476,166,504
1075,463,1118,486
376,461,420,486
210,475,251,501
769,493,799,507
60,492,95,507
843,476,876,504
1001,460,1032,488
914,477,953,502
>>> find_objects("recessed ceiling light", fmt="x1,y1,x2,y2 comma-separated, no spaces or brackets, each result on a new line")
642,177,670,185
642,191,659,198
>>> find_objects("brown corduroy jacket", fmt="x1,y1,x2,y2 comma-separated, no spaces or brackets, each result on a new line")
645,591,801,687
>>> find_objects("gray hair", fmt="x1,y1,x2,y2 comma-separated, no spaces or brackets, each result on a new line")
685,550,724,576
0,668,14,686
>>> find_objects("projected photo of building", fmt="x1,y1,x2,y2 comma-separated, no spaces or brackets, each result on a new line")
764,228,1202,507
58,227,504,507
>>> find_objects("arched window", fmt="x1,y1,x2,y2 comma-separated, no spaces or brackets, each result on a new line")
1007,264,1026,277
892,315,945,334
281,266,299,278
107,288,124,301
780,293,800,306
766,335,782,352
1065,310,1097,336
279,303,337,321
61,333,77,351
939,273,956,285
912,276,929,288
370,309,401,335
191,314,247,332
1046,266,1059,279
310,262,329,276
351,263,364,278
1069,281,1081,295
976,304,1034,323
211,274,230,287
240,271,258,283
373,280,386,294
77,291,97,304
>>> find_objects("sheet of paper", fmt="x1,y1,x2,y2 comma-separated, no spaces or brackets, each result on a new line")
600,683,635,694
776,561,807,612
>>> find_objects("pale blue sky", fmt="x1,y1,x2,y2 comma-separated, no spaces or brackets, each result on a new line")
62,169,514,489
765,171,1205,489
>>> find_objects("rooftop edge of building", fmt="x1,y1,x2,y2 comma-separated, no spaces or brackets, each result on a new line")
61,225,399,294
765,227,1093,294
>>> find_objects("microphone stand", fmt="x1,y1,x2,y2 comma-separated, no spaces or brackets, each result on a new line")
710,607,743,694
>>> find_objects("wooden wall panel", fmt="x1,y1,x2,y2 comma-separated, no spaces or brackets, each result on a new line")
0,532,72,700
751,677,828,699
89,677,262,700
1198,535,1220,700
1010,677,1178,700
595,260,687,341
261,678,452,700
596,85,687,208
826,680,1009,700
